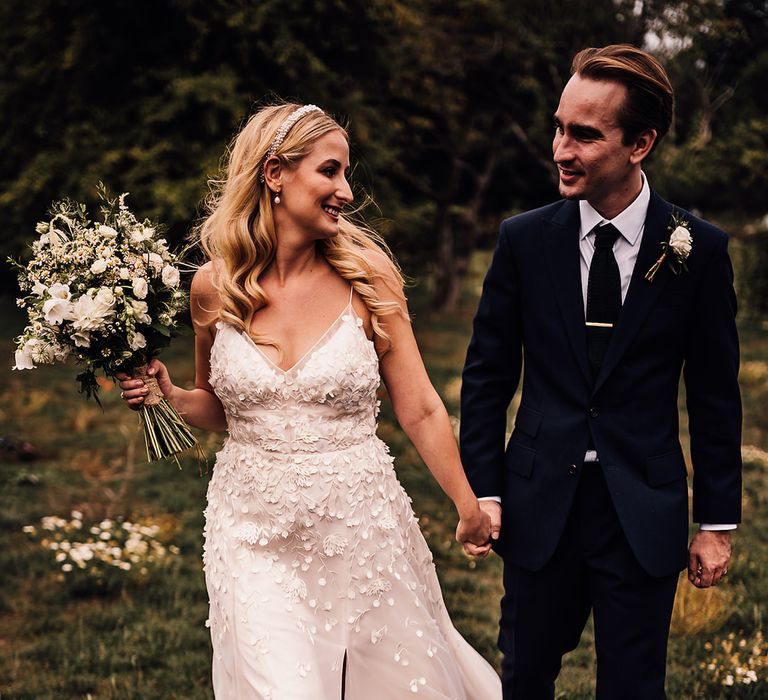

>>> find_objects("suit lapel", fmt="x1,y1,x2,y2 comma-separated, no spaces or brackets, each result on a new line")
593,192,674,393
544,200,592,386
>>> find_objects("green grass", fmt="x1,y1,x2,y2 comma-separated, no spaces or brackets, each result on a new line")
1,256,767,698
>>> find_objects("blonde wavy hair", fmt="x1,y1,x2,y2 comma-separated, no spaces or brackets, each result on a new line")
196,102,406,349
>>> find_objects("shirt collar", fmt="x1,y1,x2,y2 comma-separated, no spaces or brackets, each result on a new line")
578,172,650,246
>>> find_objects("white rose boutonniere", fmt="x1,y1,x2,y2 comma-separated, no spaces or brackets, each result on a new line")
645,211,693,282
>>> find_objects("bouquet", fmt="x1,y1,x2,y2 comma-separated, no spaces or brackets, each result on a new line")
10,186,199,464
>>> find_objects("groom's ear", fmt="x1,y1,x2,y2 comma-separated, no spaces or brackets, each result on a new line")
629,129,658,164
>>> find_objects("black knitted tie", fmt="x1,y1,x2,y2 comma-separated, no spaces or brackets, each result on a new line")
586,223,622,380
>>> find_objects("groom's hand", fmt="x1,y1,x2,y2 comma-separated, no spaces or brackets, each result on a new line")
688,530,732,588
479,500,502,542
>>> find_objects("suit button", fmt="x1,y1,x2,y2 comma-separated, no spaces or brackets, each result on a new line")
589,407,599,418
568,464,578,475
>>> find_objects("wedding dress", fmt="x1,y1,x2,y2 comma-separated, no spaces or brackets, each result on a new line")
204,291,501,699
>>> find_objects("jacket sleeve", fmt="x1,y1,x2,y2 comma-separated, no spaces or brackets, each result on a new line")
460,222,523,498
683,232,742,524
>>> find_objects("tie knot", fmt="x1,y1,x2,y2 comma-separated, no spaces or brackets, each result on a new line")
593,223,620,249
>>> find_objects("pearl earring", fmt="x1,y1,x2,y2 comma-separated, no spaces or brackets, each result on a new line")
273,193,281,205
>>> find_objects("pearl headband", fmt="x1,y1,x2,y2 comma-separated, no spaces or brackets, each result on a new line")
259,104,323,184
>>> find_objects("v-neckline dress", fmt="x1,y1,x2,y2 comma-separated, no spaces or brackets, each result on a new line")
204,297,502,699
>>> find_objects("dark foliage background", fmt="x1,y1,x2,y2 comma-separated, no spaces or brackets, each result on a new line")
2,0,766,312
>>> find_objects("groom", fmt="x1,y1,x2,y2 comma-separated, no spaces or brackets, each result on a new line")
460,45,742,698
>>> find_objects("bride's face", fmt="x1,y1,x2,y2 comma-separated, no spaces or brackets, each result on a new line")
276,130,353,241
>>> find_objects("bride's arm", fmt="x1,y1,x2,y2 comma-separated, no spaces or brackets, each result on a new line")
118,263,227,432
367,254,491,554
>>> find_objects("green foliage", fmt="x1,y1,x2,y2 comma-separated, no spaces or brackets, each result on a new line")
1,0,767,311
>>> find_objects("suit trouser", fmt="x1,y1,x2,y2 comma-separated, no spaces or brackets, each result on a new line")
498,462,679,700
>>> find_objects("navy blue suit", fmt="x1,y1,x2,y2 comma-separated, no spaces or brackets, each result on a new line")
460,192,742,697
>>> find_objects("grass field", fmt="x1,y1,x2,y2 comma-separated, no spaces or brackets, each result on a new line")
1,252,766,699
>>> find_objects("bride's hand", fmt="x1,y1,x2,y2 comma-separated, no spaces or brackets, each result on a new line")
455,504,493,559
115,359,173,410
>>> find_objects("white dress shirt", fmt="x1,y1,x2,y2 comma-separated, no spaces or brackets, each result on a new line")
478,174,734,530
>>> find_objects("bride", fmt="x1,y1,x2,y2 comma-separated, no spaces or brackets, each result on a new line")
118,103,502,699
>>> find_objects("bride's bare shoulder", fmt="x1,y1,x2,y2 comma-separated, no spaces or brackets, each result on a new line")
191,262,222,331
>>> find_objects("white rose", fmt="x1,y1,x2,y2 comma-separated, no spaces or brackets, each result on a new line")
129,331,147,351
90,259,108,274
101,246,113,259
97,225,118,238
669,226,692,258
132,277,148,299
161,265,180,287
96,287,115,305
119,267,131,280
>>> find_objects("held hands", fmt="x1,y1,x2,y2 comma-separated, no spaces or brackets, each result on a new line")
688,530,732,588
115,358,173,410
455,502,493,559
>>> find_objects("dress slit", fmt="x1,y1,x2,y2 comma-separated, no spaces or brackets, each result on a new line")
341,650,348,700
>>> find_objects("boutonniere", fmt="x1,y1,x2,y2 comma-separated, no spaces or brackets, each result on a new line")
645,210,692,282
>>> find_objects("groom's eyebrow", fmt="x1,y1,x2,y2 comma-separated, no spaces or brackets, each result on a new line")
554,114,604,140
572,124,604,140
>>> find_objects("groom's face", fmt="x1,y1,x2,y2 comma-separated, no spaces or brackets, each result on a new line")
553,74,640,217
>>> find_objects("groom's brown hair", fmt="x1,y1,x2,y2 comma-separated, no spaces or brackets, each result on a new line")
572,44,674,153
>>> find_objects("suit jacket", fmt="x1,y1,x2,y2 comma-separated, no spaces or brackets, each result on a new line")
460,191,742,578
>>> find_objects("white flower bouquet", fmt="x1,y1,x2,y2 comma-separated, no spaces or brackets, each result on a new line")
10,186,199,464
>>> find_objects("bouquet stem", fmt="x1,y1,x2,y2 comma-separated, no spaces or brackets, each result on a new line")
134,365,200,466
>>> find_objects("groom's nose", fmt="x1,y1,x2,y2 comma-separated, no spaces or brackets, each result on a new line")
553,132,574,164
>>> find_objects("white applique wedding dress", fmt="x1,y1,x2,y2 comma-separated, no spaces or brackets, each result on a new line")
204,294,502,699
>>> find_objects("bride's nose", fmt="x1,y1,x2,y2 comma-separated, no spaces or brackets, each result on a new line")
337,176,353,204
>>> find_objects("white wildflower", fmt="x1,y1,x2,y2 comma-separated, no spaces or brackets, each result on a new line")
130,299,151,324
42,283,74,325
71,330,91,348
13,341,37,370
146,252,164,272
